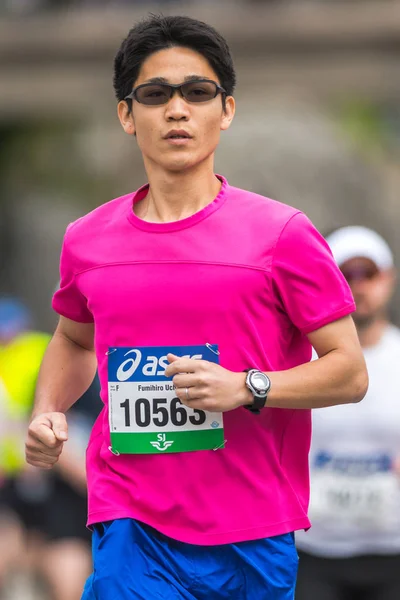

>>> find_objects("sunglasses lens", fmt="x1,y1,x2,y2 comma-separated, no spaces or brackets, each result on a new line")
133,81,220,105
181,81,218,103
136,85,170,105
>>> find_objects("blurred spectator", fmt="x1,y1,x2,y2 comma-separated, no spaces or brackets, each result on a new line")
0,297,101,600
296,227,400,600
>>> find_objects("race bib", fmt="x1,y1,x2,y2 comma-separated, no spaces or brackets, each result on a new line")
108,345,224,455
310,452,400,531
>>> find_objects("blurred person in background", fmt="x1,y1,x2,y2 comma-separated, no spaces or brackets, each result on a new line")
0,297,101,600
25,14,367,600
296,226,400,600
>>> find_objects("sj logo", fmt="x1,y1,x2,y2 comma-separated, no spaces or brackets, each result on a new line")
116,349,203,381
150,433,174,452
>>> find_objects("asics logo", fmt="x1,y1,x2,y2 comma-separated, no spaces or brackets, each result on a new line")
116,349,203,381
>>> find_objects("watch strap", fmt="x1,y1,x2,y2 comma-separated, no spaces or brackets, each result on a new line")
243,394,265,414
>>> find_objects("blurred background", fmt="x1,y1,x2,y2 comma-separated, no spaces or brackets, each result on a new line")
0,0,400,599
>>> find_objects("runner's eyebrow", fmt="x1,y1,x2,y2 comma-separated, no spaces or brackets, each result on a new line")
183,75,211,82
143,75,211,84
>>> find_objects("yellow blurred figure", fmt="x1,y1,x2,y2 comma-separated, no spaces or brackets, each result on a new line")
0,298,50,474
0,299,93,599
0,331,50,474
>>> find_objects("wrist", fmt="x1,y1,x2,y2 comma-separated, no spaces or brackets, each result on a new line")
31,408,62,421
235,373,254,407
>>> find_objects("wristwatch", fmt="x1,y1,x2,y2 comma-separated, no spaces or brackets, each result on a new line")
244,369,271,414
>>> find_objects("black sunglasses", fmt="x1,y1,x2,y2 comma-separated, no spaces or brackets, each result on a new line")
125,79,226,106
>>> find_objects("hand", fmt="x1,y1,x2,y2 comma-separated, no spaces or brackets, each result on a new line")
25,413,68,469
165,354,251,413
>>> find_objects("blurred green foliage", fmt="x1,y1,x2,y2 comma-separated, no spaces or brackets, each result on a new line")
336,99,393,158
0,120,115,210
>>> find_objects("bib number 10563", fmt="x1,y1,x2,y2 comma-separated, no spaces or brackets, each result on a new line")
120,397,206,429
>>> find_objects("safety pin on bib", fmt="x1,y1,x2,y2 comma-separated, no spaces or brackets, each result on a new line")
205,343,220,356
213,439,227,451
108,446,120,456
105,348,117,356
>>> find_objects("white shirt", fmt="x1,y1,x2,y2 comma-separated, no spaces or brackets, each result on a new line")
296,325,400,557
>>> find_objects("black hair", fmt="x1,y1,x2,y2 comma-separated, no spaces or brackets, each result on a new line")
113,14,236,106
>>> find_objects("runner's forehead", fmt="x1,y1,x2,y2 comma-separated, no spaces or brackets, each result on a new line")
134,47,220,87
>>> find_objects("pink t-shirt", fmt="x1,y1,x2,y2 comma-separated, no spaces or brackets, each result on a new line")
53,176,355,545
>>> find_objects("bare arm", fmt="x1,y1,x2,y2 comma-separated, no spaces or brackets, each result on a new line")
32,316,96,417
26,316,97,469
259,316,368,409
165,316,369,411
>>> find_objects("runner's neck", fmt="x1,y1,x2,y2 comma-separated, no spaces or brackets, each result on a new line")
135,163,221,224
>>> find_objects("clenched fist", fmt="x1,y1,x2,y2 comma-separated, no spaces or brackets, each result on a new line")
25,412,68,469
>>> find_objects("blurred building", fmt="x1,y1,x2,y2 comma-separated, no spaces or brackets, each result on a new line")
0,0,400,329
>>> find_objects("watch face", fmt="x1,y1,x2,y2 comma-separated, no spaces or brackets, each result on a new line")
250,371,270,394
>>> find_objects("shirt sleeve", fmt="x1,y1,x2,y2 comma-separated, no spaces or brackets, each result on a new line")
52,225,94,323
271,212,355,334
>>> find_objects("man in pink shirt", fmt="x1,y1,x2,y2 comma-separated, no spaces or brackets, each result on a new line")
25,15,368,600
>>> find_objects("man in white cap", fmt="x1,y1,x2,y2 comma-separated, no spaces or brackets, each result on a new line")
296,226,400,600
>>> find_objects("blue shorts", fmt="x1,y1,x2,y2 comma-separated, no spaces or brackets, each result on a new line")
81,518,298,600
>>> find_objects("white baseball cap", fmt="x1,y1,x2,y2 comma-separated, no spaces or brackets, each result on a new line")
326,226,394,271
